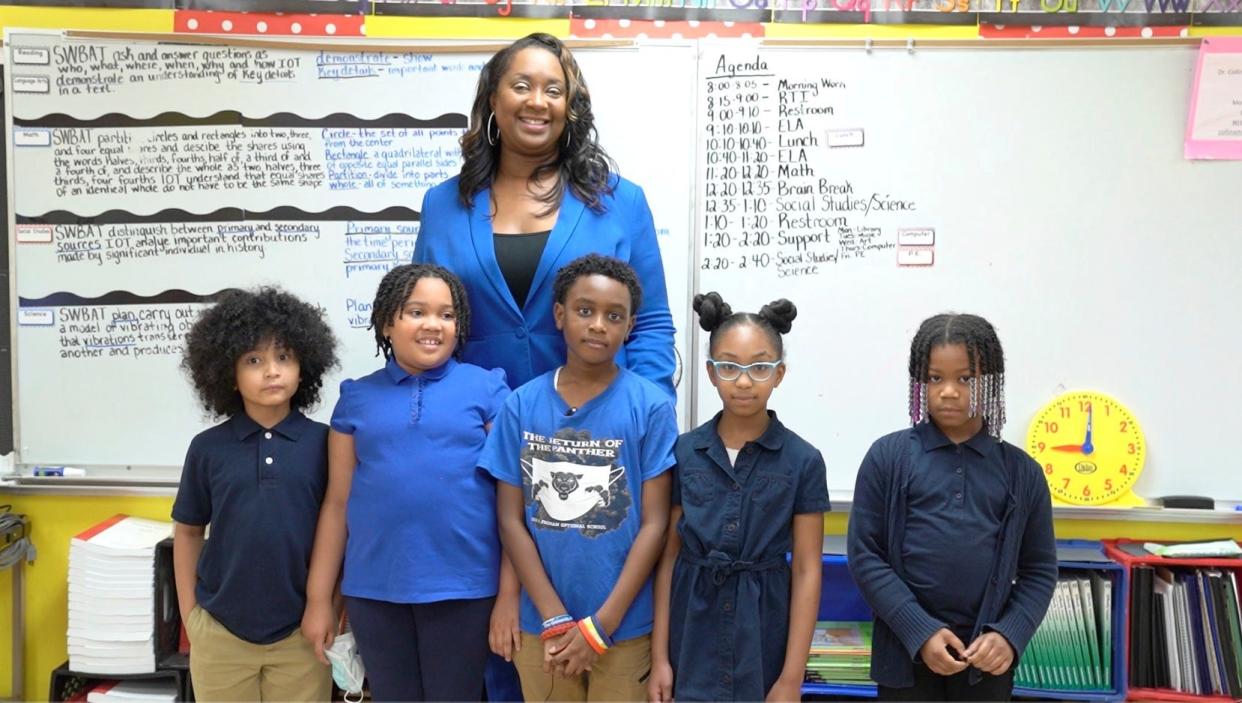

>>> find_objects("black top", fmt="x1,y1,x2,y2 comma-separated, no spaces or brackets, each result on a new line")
899,421,1009,639
171,411,328,644
493,230,550,309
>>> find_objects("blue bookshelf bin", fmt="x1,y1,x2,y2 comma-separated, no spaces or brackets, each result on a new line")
804,538,877,698
804,538,1128,701
1013,540,1128,703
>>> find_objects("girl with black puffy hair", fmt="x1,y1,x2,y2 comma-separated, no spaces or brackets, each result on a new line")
649,292,830,703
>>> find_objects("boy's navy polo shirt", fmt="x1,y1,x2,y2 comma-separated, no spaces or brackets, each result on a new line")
901,421,1009,639
172,410,328,645
332,357,509,603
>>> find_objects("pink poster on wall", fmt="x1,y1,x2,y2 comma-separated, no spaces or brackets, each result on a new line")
1185,37,1242,160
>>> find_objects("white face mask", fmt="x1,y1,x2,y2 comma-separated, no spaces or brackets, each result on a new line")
531,458,615,522
324,630,366,701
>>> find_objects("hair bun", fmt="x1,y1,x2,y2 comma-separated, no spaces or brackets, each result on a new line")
692,292,732,332
758,299,797,335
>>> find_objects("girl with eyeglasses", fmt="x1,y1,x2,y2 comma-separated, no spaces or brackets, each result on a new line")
648,291,830,703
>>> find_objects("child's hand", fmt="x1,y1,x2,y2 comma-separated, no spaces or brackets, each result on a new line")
178,602,196,633
543,633,567,675
300,600,336,666
764,675,803,703
648,658,674,702
919,628,968,676
548,626,599,678
488,592,522,661
964,631,1014,675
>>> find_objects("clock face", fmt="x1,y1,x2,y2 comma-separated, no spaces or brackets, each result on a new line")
1026,391,1145,505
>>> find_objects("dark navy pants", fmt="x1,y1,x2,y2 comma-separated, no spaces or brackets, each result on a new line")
347,595,494,702
484,654,525,702
878,660,1015,702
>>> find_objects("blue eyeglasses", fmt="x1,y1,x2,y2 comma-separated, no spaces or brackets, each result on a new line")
707,359,784,382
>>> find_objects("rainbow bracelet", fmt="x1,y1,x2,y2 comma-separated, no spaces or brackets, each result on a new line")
577,615,613,655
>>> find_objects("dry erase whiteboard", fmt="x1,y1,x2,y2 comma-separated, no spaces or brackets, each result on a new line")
692,43,1242,501
4,31,696,470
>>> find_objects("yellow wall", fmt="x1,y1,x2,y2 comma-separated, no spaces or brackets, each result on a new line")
1,494,1239,701
0,494,174,701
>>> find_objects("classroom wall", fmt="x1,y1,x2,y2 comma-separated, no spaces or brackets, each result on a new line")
0,493,175,701
2,3,1241,701
3,494,1242,702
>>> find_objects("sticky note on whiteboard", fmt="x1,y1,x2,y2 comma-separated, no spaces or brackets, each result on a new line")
12,75,50,94
15,225,53,243
898,228,935,246
17,309,55,326
12,47,51,65
897,247,934,266
826,128,865,148
13,128,52,147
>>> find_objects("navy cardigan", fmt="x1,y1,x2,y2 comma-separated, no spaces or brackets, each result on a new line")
847,426,1058,688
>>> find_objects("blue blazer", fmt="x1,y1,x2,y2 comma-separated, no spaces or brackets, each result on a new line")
413,175,676,398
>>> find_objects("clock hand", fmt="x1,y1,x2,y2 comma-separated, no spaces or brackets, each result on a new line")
1051,444,1084,452
1082,403,1094,455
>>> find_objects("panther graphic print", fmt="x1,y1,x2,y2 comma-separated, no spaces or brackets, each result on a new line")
521,427,630,536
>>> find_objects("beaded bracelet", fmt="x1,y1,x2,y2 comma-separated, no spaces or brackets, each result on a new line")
577,615,613,655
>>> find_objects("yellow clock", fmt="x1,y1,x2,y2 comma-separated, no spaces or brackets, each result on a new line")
1026,391,1145,506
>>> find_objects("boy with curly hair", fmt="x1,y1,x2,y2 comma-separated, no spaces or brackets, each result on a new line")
172,287,338,702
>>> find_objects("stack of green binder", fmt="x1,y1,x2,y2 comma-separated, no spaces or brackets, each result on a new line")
1014,572,1113,692
805,621,873,686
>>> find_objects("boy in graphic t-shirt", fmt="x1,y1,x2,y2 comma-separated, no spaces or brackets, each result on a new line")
480,254,677,702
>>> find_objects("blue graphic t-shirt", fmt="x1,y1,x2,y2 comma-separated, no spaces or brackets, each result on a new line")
480,367,677,642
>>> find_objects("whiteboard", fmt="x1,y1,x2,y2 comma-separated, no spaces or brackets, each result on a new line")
4,32,696,469
693,43,1242,501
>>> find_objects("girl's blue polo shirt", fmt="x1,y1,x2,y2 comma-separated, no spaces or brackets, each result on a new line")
331,357,509,603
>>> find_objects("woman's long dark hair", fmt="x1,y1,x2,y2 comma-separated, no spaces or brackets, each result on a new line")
457,33,615,216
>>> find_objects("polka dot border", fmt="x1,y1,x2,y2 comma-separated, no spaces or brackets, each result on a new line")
569,18,763,39
174,11,364,37
979,22,1187,39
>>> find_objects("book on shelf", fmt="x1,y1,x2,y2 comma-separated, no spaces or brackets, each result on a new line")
806,621,873,687
1014,572,1115,693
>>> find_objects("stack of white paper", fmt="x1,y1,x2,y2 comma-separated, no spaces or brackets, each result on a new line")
85,679,177,703
68,516,172,674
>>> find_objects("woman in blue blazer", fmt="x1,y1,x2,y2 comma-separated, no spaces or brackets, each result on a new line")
412,33,677,702
413,33,676,399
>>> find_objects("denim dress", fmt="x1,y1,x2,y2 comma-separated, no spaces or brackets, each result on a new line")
668,411,830,701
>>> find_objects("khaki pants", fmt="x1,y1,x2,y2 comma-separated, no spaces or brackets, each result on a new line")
514,632,650,702
187,605,331,702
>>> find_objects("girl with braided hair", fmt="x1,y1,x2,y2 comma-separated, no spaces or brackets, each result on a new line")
650,292,830,702
847,313,1057,702
302,264,511,701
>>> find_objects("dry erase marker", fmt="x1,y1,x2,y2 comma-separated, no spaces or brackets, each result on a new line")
32,466,85,477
